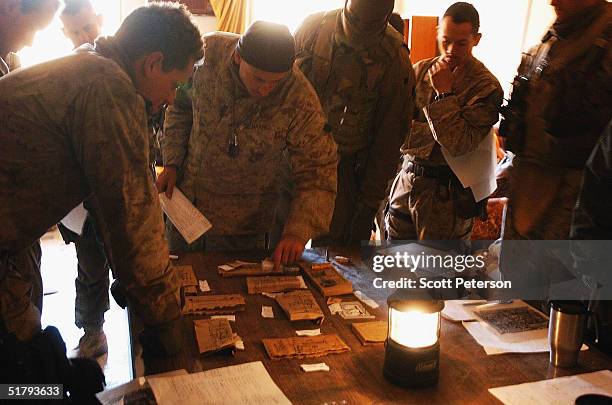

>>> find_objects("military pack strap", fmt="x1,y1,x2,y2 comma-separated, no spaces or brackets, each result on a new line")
308,11,339,89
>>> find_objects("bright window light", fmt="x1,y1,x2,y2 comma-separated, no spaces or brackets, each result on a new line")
249,0,345,33
17,0,121,68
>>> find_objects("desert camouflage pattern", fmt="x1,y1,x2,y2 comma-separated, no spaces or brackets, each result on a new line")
505,1,611,239
294,9,415,212
0,37,181,340
386,55,503,240
161,33,337,244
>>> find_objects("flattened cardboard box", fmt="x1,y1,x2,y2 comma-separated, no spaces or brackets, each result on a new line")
175,265,198,286
304,262,353,297
193,318,240,355
351,321,388,345
275,290,324,323
263,335,350,359
183,294,246,315
246,275,307,294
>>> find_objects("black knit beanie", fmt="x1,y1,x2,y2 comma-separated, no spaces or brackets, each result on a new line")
236,21,295,73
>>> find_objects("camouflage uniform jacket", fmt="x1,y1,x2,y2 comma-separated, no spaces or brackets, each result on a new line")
294,9,415,210
0,37,181,328
401,55,503,166
161,33,337,242
518,0,611,169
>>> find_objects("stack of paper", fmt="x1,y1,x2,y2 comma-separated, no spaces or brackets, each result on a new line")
159,187,211,244
148,362,291,405
96,370,188,405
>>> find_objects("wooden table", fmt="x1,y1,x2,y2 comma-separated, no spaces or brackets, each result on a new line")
131,248,611,405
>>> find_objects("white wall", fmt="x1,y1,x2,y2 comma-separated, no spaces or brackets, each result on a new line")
193,15,218,34
395,0,536,94
249,0,344,33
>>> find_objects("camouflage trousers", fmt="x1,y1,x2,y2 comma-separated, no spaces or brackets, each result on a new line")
385,159,473,241
0,241,43,341
165,219,268,252
59,216,110,331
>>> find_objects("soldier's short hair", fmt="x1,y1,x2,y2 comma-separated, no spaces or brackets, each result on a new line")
443,2,480,34
20,0,58,13
61,0,94,17
115,2,204,71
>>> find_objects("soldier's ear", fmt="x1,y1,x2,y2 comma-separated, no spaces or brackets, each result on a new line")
473,33,482,46
233,51,242,66
143,51,164,78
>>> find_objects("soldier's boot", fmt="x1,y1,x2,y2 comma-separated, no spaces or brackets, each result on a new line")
75,328,108,358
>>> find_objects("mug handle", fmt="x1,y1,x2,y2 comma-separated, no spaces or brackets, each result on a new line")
587,310,600,344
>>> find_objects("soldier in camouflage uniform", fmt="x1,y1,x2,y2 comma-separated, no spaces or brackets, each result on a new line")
0,4,204,356
277,0,415,246
500,0,611,240
385,2,503,241
57,0,110,358
0,0,59,335
157,21,337,269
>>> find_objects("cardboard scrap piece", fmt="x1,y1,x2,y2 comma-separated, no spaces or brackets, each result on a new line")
329,301,375,320
352,321,388,345
193,318,239,355
304,262,353,297
275,290,325,323
218,258,301,277
183,285,198,295
263,335,350,359
175,265,198,287
246,276,307,294
183,294,246,315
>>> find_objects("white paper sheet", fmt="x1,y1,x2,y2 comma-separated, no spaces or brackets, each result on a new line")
489,370,612,405
354,291,380,309
300,363,330,372
199,280,210,292
463,321,589,355
262,306,274,318
148,361,291,405
296,329,321,337
441,300,487,321
96,369,188,405
60,203,88,235
426,122,497,202
159,187,212,244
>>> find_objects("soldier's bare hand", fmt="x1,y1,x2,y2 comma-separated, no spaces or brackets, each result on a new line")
428,59,453,95
156,166,177,198
273,235,306,270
